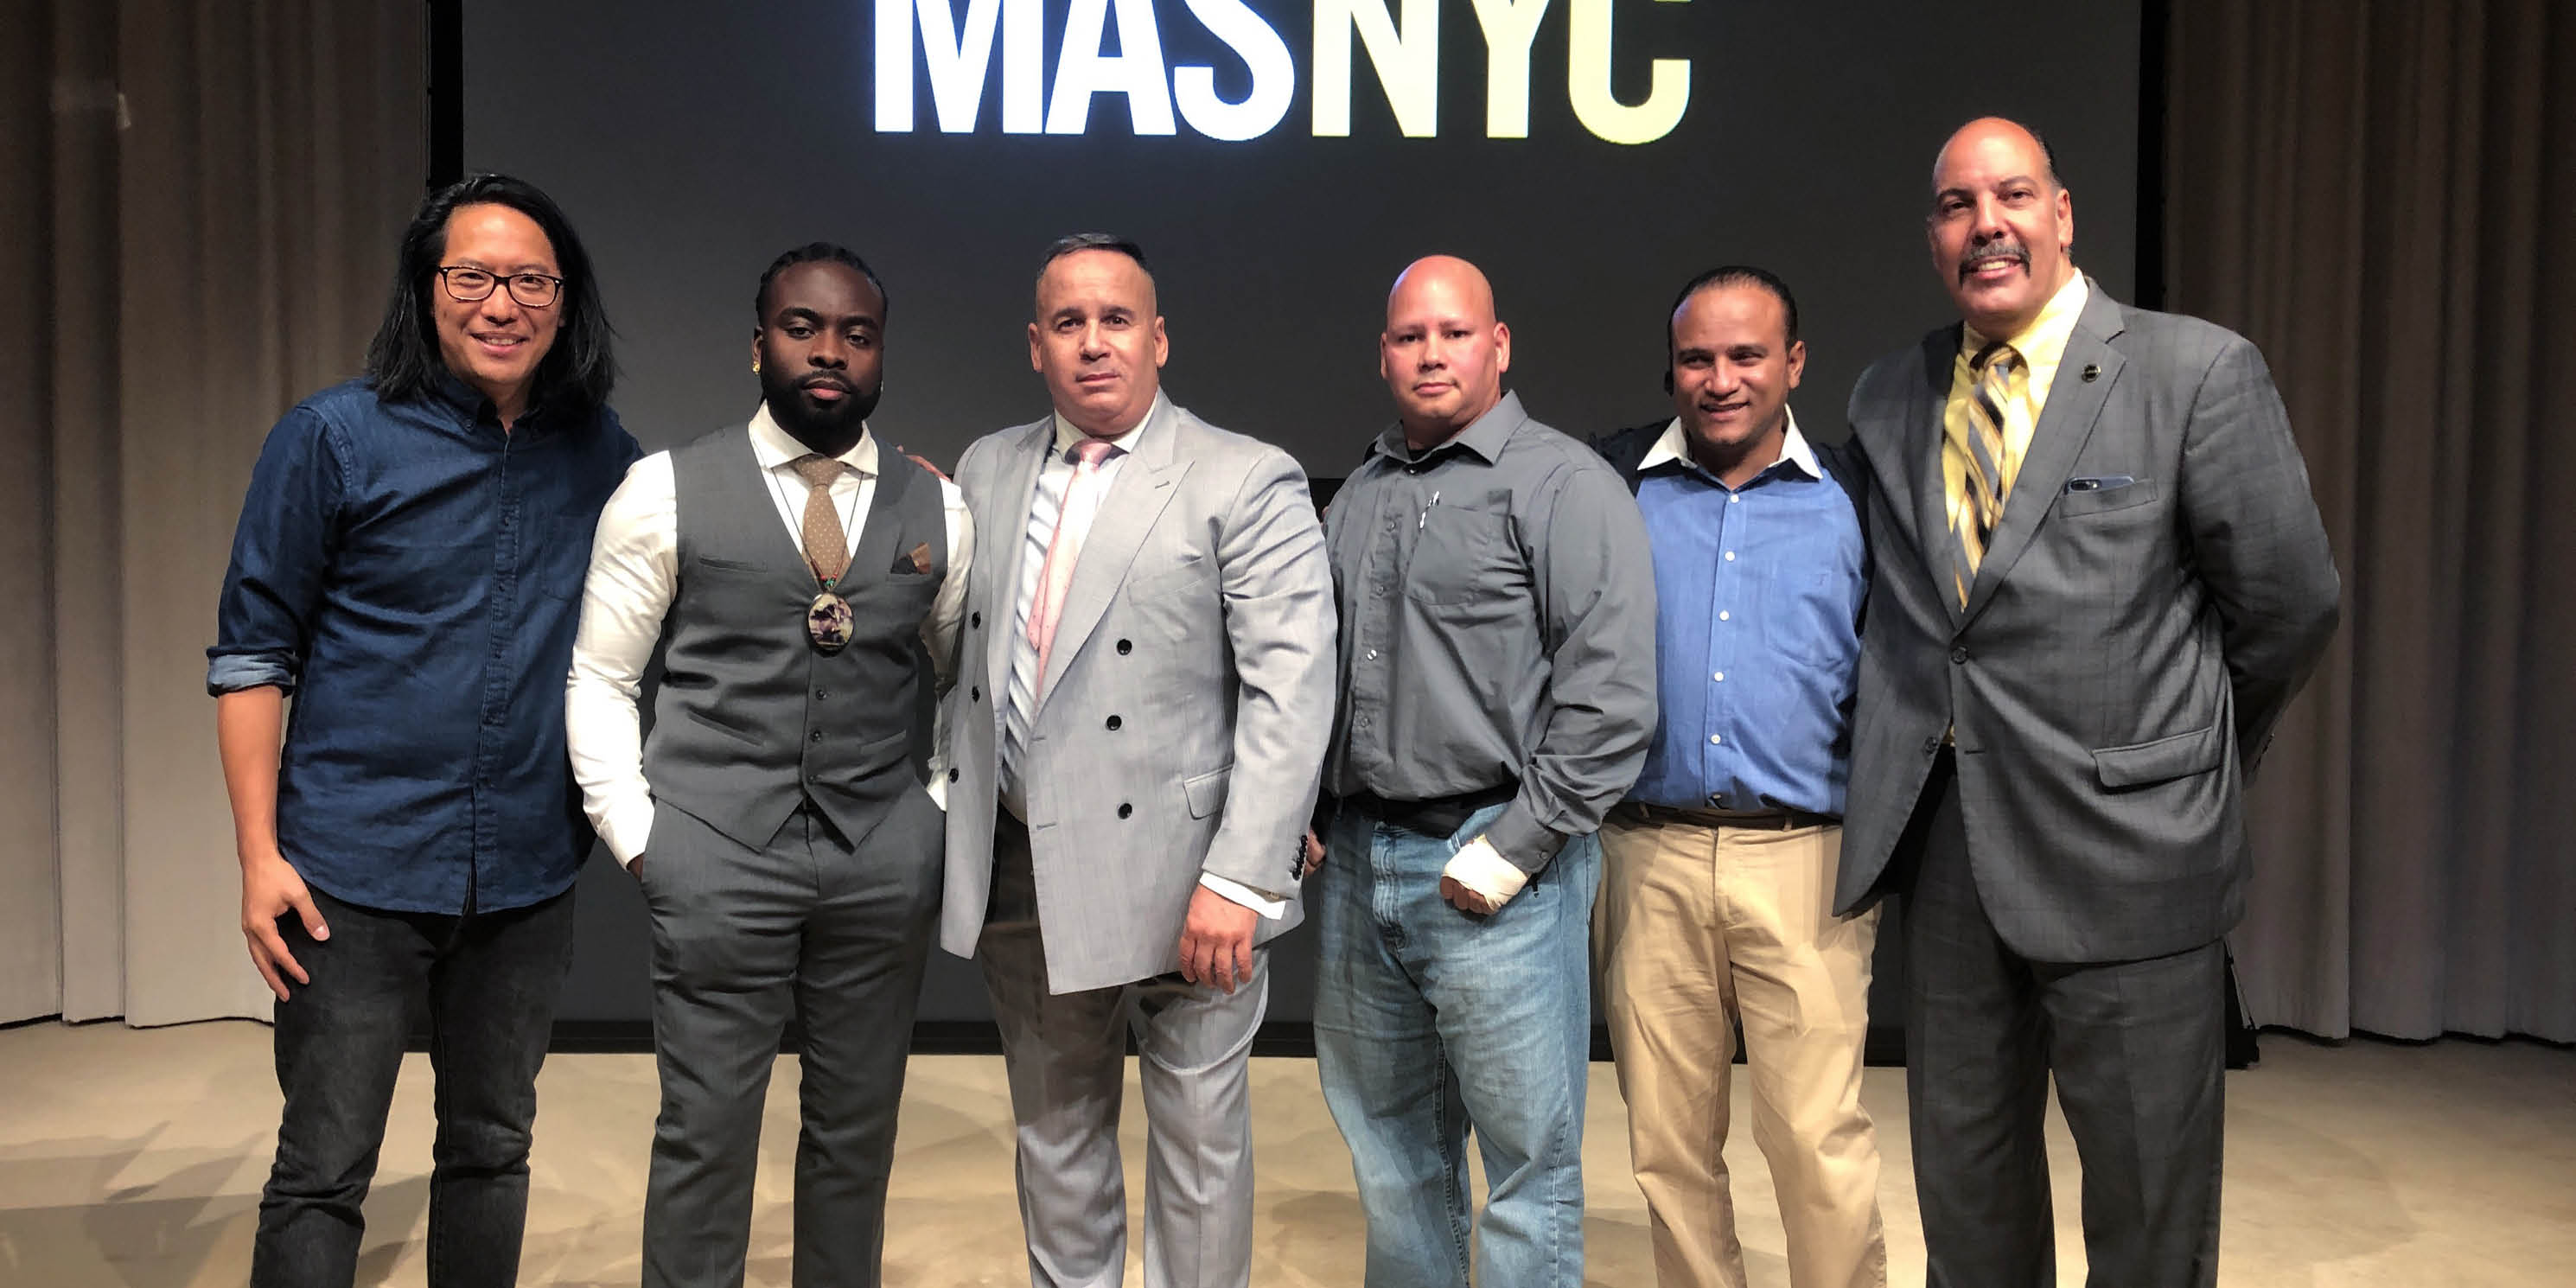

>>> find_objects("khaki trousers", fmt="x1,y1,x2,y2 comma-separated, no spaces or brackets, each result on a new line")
1595,813,1887,1288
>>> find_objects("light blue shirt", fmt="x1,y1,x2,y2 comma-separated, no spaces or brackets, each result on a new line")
1626,411,1865,816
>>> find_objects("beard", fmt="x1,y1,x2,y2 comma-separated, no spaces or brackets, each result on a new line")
762,369,880,445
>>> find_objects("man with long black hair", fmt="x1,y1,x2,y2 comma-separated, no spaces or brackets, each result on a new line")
209,173,638,1288
567,242,970,1286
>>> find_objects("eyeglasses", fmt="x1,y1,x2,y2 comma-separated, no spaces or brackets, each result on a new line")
436,265,564,308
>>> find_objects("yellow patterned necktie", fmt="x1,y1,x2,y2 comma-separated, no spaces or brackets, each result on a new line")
1949,340,2020,607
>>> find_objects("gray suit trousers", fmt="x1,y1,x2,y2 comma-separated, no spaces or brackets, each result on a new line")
640,794,944,1288
1901,755,2225,1288
979,813,1267,1288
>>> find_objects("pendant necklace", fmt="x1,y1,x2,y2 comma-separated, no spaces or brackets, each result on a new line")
765,458,864,654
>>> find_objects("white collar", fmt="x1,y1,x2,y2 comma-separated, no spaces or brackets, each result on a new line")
749,401,877,476
1637,406,1820,482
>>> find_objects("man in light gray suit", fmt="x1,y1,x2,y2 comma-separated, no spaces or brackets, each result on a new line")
1834,118,2341,1286
939,233,1336,1288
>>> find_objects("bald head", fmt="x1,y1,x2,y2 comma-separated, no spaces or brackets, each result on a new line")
1926,115,2077,337
1386,255,1496,327
1380,255,1511,450
1932,117,2062,198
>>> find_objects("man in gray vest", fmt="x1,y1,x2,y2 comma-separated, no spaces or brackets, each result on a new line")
565,242,972,1286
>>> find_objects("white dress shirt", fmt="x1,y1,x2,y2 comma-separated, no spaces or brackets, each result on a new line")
565,405,973,868
1000,410,1290,920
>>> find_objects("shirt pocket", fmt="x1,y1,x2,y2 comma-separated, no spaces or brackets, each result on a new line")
341,527,487,615
1401,504,1517,608
529,514,603,601
1761,567,1865,670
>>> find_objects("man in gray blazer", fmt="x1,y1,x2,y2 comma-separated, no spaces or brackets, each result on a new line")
939,233,1336,1288
1835,118,2340,1286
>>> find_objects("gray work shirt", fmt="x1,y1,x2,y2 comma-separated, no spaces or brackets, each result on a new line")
1323,391,1659,873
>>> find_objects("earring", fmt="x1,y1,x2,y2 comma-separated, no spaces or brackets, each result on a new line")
751,359,762,373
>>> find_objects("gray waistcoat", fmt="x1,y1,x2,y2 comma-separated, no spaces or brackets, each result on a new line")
645,425,945,850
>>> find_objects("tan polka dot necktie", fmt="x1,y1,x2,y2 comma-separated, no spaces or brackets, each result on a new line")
790,454,850,586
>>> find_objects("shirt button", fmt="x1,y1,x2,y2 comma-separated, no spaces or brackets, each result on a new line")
1728,494,1739,505
1724,551,1736,561
1712,671,1725,682
1718,610,1731,622
1117,639,1132,654
971,685,982,701
1709,733,1723,745
1106,715,1122,730
810,730,825,743
814,689,828,700
1366,648,1379,660
1922,736,1942,756
1117,802,1134,819
1951,646,1970,664
971,611,982,628
947,768,960,782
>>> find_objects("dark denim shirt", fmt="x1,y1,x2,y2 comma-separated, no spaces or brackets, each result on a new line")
208,377,641,914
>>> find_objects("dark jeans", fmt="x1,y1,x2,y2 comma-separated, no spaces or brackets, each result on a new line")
252,884,575,1288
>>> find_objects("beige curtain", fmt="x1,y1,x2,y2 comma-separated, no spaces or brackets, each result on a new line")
2168,0,2576,1041
0,1,426,1025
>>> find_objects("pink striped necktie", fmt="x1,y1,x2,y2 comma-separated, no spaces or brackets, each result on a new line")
1027,437,1119,692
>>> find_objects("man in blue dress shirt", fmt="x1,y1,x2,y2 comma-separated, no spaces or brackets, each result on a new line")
1588,266,1888,1288
207,174,639,1288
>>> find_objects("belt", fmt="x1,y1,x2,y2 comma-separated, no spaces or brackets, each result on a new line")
1336,781,1518,838
1616,800,1838,832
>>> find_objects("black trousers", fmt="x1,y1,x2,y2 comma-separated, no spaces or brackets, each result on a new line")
254,884,575,1288
1898,756,2226,1288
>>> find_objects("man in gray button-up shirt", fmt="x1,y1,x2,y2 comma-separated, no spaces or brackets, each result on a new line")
1310,255,1657,1287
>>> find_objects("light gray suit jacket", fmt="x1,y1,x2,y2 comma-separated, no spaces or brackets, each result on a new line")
938,392,1336,994
1834,284,2341,963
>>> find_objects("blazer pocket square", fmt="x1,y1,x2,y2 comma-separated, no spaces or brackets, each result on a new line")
2057,476,2158,517
895,542,934,575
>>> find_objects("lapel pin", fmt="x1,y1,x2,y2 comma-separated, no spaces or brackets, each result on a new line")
2082,364,2101,382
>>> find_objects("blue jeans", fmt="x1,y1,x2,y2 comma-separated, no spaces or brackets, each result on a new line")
1311,801,1600,1288
252,885,573,1288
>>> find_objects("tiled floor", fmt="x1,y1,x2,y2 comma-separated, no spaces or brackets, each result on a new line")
2,1021,2567,1285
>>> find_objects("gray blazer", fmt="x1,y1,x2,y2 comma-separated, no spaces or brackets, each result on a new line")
1834,284,2341,963
938,392,1336,993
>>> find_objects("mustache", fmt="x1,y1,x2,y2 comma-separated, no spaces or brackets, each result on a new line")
1962,239,2031,278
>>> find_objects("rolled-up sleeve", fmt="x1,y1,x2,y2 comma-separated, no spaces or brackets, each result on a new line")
208,407,347,695
1486,463,1660,872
